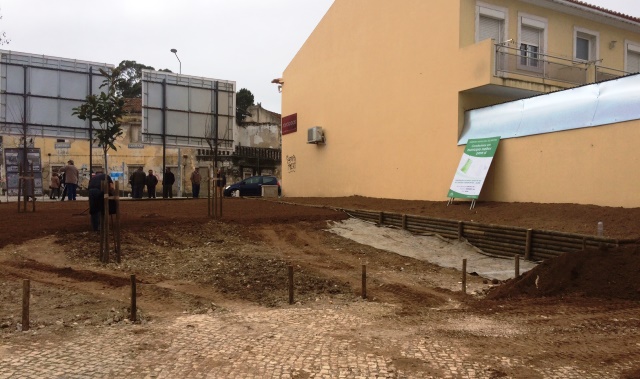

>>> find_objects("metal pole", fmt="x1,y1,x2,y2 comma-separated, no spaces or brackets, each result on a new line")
89,67,93,175
162,79,167,185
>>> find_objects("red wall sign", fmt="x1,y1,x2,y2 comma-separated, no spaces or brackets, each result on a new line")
282,113,297,135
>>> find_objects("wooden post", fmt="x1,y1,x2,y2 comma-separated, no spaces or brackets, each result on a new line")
361,264,367,299
524,229,533,260
99,181,105,262
378,212,384,225
207,176,211,217
401,214,407,230
458,221,464,240
288,265,294,305
214,178,218,219
115,181,121,263
22,279,30,331
29,163,35,212
101,179,110,263
462,259,467,294
515,255,520,278
130,275,137,322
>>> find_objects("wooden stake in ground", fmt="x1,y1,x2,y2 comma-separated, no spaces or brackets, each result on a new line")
362,264,367,299
462,259,467,294
288,265,294,305
130,275,137,322
22,279,30,332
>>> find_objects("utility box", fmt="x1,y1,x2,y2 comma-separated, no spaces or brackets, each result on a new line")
262,185,279,198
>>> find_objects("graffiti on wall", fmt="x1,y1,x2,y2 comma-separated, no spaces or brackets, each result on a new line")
286,155,296,173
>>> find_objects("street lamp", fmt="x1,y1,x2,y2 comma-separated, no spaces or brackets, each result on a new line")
170,48,181,74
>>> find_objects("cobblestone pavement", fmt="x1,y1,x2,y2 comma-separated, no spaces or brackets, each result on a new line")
2,299,639,378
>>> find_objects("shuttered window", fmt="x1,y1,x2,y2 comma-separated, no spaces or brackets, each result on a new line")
627,49,640,73
479,15,503,42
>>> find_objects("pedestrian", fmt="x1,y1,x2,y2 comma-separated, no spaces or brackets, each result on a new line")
59,171,67,201
145,169,158,198
190,167,201,198
49,171,61,199
216,168,227,197
129,167,146,199
87,168,114,232
162,167,175,198
60,160,79,201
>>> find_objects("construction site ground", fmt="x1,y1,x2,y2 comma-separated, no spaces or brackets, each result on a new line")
1,196,639,379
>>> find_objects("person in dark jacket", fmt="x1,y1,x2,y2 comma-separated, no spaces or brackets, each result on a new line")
129,167,146,199
88,169,114,231
190,167,201,198
162,167,175,199
145,169,158,198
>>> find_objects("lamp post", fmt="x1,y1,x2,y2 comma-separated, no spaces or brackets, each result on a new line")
170,48,181,74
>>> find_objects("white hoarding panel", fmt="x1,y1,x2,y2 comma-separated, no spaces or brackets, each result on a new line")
167,112,189,135
0,50,113,139
145,109,163,135
142,69,236,147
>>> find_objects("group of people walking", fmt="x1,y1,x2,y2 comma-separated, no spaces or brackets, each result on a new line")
49,161,225,201
129,167,175,199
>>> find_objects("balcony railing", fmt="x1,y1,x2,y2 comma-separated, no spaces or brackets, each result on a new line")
595,66,629,82
495,44,587,85
495,44,629,86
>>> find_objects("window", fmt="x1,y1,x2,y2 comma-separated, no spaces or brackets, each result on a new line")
518,14,547,70
129,124,141,143
574,28,598,62
626,42,640,73
476,3,507,43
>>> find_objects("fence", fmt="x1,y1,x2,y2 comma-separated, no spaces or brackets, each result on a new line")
342,208,636,261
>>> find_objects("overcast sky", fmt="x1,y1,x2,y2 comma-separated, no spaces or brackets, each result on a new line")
1,0,639,113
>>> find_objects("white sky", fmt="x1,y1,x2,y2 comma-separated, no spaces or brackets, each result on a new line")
1,0,639,113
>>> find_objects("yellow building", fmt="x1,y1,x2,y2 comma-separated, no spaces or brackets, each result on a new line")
280,0,640,207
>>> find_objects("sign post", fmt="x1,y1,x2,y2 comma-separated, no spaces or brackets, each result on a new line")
447,137,500,209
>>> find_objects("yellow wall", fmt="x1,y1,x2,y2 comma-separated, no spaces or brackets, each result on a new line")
2,116,199,193
281,0,640,207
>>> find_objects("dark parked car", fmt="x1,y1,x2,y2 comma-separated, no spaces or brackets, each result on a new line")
223,175,281,197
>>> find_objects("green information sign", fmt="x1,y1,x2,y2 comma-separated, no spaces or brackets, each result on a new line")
448,137,500,200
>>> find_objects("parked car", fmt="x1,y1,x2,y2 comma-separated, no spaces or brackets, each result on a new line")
223,175,281,197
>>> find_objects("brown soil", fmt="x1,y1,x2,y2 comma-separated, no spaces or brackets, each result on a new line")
2,196,640,376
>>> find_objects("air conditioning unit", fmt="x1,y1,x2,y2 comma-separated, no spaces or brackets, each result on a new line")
307,126,325,144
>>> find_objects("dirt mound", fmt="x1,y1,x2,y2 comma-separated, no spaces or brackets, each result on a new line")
487,245,640,300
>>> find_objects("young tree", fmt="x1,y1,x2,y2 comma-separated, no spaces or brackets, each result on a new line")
72,68,127,173
236,88,255,121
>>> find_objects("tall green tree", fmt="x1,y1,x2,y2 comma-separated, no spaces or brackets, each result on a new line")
115,60,154,98
236,88,255,121
72,68,127,173
115,60,173,98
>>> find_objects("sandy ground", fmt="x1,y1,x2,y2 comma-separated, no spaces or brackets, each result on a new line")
328,218,537,280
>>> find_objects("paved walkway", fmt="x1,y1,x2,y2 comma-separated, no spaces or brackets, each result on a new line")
2,300,633,378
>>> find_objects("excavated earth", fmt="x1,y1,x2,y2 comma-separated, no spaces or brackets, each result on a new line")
1,196,639,378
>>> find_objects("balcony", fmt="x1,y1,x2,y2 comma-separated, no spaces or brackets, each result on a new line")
494,44,629,88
